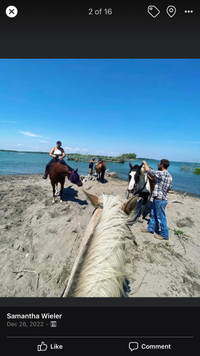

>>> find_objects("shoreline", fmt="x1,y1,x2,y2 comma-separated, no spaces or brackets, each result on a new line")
0,173,200,199
1,150,199,164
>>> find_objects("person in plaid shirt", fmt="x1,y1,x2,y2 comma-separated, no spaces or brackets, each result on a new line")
141,159,172,240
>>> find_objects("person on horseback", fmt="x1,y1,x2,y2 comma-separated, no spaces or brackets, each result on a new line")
42,141,67,179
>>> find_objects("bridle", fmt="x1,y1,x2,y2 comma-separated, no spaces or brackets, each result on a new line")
69,169,81,184
128,163,146,194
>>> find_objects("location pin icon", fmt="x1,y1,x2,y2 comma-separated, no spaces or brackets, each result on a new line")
166,5,176,18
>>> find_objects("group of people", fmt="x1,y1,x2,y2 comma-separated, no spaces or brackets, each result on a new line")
43,141,102,179
43,141,172,241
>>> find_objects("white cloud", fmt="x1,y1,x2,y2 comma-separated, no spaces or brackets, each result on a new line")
17,143,23,146
64,147,89,153
19,131,43,137
38,140,48,143
64,147,80,152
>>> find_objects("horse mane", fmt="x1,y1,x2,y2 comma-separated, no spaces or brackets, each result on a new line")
66,194,135,297
65,163,73,171
134,169,141,185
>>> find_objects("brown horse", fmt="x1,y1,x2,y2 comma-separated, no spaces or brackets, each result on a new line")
49,161,83,203
95,161,106,183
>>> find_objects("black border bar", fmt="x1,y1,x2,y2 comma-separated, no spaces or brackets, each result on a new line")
1,298,200,307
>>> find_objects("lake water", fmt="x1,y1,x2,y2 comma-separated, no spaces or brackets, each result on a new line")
0,151,200,196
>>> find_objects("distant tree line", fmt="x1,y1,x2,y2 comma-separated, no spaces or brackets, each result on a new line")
67,152,137,163
0,149,137,162
0,149,48,154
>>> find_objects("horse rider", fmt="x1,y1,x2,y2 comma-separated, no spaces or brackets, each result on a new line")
141,159,172,240
89,158,96,175
42,141,67,179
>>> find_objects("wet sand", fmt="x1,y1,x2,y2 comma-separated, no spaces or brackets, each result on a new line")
0,174,200,297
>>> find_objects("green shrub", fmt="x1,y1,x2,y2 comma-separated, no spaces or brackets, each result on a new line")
193,168,200,175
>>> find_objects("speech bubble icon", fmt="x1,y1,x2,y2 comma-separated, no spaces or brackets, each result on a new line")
129,342,139,351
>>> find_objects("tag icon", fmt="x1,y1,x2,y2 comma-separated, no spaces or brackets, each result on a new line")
166,5,176,18
147,5,160,18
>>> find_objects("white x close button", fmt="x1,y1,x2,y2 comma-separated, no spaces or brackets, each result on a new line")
6,5,18,18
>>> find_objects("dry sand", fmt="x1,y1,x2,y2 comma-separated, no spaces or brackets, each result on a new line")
0,174,200,297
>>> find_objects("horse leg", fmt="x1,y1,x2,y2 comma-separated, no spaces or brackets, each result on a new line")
52,183,56,203
137,193,148,220
101,168,105,183
55,183,58,195
100,171,103,183
101,172,104,183
60,179,65,202
142,193,150,219
141,204,146,219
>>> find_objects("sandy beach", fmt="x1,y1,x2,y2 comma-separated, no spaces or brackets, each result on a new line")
0,174,200,297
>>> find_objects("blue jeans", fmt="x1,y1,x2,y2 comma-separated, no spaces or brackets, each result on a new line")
148,199,169,239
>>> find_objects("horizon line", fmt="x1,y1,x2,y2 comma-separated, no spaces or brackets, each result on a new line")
0,149,199,164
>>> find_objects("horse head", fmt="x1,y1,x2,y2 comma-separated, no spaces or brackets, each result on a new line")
128,163,145,192
128,164,140,191
69,168,83,187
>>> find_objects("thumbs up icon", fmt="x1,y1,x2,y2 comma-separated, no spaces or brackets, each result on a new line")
37,341,48,352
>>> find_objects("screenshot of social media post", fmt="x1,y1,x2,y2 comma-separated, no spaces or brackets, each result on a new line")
0,1,200,355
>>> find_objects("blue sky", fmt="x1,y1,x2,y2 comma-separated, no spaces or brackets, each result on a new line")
0,59,200,162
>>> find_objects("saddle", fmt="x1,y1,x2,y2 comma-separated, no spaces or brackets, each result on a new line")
147,171,156,193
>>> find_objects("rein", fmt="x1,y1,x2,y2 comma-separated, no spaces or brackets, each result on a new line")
134,180,147,195
69,170,75,183
92,204,103,215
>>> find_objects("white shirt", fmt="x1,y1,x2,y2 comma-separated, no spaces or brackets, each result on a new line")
53,149,62,157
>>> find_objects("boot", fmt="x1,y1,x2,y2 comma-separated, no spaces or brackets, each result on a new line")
42,171,48,179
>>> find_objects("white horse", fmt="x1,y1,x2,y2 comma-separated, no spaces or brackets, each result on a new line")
62,192,138,297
